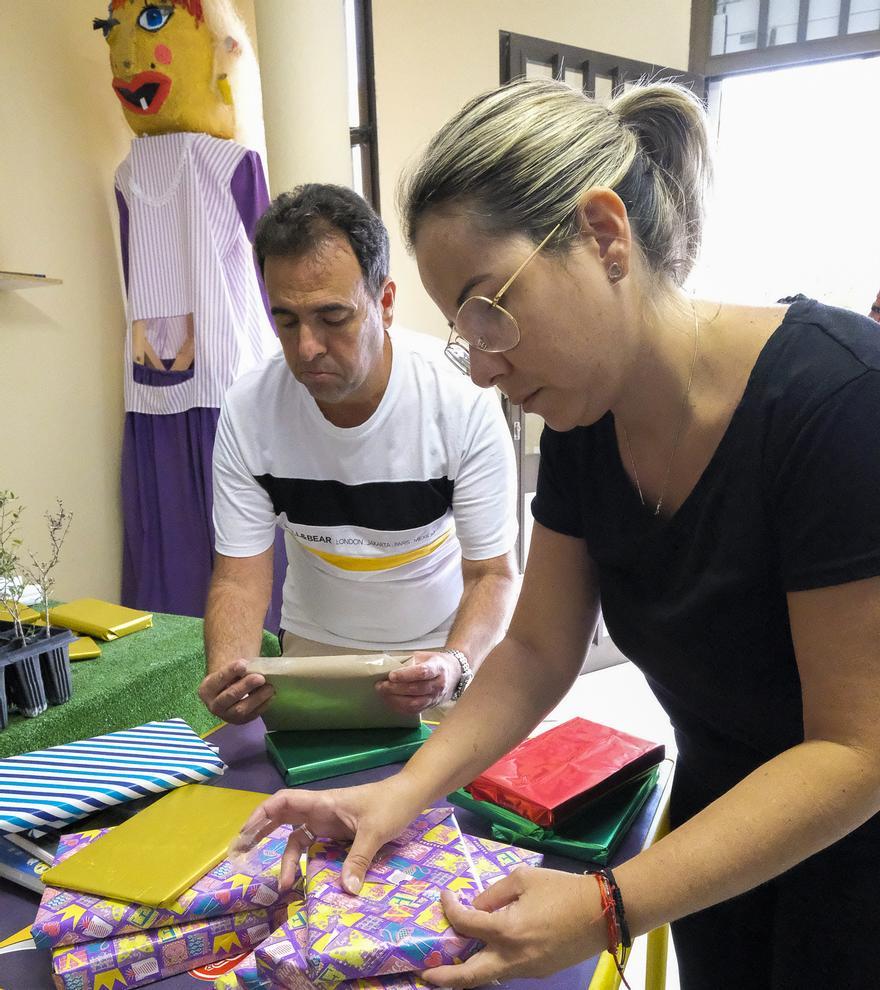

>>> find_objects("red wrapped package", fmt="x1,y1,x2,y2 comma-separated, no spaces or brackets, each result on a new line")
466,717,665,827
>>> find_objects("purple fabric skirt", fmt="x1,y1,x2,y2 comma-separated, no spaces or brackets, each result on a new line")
121,398,284,630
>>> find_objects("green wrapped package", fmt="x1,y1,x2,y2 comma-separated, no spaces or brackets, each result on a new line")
265,723,432,785
449,763,664,864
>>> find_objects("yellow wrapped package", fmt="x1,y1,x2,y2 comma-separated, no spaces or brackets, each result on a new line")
69,636,101,661
0,603,41,625
41,784,266,907
47,599,153,640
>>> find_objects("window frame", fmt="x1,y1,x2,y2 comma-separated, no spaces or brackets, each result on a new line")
690,0,880,77
501,31,705,93
348,0,381,211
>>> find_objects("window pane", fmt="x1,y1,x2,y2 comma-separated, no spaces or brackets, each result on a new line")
806,0,841,39
344,0,360,128
594,75,614,100
526,58,554,79
767,0,800,44
351,145,364,197
712,0,761,54
564,67,584,90
691,57,880,312
848,0,880,32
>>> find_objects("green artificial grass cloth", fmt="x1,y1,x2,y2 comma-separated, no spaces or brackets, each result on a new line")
0,611,280,759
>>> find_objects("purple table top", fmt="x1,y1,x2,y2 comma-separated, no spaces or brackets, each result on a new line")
0,719,672,990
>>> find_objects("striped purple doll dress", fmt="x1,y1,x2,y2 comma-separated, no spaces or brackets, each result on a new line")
115,131,284,622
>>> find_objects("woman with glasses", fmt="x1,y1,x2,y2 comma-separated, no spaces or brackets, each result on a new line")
238,79,880,989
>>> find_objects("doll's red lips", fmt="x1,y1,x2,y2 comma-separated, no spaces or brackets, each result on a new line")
113,71,172,114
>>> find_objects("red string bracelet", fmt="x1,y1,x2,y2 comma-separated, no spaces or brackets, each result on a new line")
587,868,632,990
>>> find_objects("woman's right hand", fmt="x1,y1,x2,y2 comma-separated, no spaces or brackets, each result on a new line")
234,774,425,892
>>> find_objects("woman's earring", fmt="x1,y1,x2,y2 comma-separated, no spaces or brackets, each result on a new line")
607,262,624,284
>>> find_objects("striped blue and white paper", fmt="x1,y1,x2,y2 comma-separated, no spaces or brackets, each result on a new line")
0,718,226,835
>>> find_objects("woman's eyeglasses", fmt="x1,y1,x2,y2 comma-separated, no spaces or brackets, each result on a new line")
444,221,563,375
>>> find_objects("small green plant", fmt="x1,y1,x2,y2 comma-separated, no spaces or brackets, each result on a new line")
25,499,73,637
0,490,27,643
0,492,73,643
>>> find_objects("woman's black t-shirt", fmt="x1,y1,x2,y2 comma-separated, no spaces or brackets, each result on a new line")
532,299,880,795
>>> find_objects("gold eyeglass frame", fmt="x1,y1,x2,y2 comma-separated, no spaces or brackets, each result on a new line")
444,220,564,374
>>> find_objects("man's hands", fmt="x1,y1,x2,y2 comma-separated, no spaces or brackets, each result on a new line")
375,651,461,714
198,659,275,724
201,650,462,723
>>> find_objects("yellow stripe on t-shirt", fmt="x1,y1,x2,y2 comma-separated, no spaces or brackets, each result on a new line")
301,529,452,571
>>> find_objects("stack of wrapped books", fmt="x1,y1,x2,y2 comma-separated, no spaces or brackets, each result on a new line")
449,717,666,863
222,807,542,990
33,820,301,990
32,805,542,990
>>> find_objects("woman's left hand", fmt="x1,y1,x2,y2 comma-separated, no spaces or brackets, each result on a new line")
421,865,604,987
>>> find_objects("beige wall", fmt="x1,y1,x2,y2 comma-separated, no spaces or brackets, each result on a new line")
372,0,693,338
1,0,690,602
1,2,133,601
0,0,258,602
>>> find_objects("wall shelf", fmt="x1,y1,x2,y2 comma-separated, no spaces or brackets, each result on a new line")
0,271,63,291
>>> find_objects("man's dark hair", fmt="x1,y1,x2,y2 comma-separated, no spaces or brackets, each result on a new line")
254,184,389,296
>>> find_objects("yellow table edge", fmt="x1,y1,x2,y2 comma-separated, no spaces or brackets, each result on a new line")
587,760,674,990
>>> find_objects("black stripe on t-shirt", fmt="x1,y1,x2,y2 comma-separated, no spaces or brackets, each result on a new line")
254,475,455,531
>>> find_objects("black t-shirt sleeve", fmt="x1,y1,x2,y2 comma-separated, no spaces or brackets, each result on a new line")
772,369,880,591
531,426,586,539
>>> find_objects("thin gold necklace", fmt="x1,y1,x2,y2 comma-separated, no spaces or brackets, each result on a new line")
622,303,700,518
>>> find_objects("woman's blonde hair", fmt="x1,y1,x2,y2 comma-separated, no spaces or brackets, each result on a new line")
399,78,712,289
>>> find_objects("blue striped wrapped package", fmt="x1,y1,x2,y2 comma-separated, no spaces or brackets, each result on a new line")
0,717,225,836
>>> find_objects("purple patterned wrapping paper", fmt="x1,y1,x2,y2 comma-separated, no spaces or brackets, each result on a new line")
33,825,299,950
458,834,543,883
301,809,545,989
213,950,287,990
253,828,542,990
51,906,286,990
255,901,429,990
211,951,270,990
304,808,477,987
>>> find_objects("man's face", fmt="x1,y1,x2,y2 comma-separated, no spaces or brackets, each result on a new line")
264,236,394,408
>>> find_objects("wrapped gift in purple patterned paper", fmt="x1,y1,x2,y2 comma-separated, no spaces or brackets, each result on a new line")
32,824,300,950
299,809,544,989
252,829,541,990
458,833,543,884
213,950,285,990
211,951,266,990
255,901,429,990
51,905,287,990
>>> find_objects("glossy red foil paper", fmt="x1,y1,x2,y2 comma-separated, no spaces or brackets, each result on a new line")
466,717,665,827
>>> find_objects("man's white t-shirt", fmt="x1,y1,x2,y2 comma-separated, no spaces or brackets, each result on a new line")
212,329,517,650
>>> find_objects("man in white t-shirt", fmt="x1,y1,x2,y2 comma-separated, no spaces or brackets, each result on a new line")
198,184,518,724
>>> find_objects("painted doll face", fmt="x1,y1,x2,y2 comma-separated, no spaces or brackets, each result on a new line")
96,1,234,138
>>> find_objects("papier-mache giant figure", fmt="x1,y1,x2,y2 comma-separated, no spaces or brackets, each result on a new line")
94,0,283,621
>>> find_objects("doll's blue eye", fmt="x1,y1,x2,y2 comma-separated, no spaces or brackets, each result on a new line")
137,5,173,32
